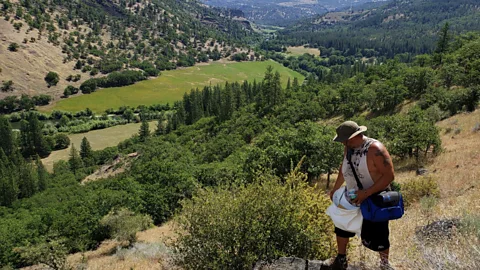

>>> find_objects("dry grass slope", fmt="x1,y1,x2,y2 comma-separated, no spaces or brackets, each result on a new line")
0,19,87,99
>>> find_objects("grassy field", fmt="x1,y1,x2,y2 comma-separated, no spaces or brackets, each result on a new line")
41,121,157,171
286,46,321,57
47,60,304,113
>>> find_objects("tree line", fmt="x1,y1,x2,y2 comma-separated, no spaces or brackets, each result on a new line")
274,0,480,58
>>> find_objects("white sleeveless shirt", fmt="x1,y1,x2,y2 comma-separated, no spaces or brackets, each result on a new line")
341,137,377,191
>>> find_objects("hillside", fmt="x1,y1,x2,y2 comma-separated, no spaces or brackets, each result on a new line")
0,0,256,99
201,0,385,27
276,0,480,57
57,109,480,270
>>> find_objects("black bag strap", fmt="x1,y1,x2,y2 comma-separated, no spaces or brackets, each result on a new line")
346,148,364,190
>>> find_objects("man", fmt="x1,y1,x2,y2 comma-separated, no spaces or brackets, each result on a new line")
329,121,395,270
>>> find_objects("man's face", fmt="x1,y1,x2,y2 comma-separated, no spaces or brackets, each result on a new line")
342,138,353,148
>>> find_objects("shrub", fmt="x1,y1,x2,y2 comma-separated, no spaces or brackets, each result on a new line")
44,71,59,87
459,214,480,239
472,123,480,133
32,94,52,106
174,166,335,270
15,237,69,270
8,43,19,52
401,176,440,206
54,133,70,150
100,208,153,246
1,80,14,92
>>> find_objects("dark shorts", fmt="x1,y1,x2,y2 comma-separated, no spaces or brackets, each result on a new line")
334,219,390,252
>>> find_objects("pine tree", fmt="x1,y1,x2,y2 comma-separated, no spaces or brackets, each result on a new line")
20,119,35,158
292,77,299,91
272,71,283,106
434,22,450,64
139,119,150,141
80,137,93,159
0,149,19,206
68,144,83,176
436,22,450,55
21,114,51,158
220,82,233,121
36,156,48,192
156,113,166,135
18,161,38,199
0,116,14,156
79,137,94,166
166,114,173,134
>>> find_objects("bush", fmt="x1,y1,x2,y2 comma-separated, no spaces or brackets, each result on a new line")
54,133,70,150
460,214,480,239
401,176,440,206
1,80,14,92
93,146,118,165
100,208,153,246
174,168,335,270
8,43,19,52
63,85,79,97
44,71,59,87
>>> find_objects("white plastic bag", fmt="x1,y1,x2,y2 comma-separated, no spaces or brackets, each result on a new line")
326,188,363,236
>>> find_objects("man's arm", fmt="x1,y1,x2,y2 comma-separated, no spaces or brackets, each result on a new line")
329,147,347,200
352,142,395,203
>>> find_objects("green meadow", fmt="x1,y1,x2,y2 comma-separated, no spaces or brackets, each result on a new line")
50,60,304,113
41,121,157,171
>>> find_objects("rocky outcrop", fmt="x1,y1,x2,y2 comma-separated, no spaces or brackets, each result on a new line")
253,257,330,270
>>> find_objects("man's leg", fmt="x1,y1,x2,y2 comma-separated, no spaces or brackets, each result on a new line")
379,248,389,265
332,227,355,270
336,235,349,255
361,219,393,269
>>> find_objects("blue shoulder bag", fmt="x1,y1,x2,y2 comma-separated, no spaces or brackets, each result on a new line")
347,149,404,222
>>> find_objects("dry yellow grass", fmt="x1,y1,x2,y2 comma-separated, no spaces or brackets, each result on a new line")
287,46,321,57
0,19,88,99
67,222,178,270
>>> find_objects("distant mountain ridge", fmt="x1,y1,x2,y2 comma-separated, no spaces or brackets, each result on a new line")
201,0,387,26
276,0,480,57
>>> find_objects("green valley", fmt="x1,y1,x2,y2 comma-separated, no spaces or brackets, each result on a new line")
47,60,304,113
1,0,480,270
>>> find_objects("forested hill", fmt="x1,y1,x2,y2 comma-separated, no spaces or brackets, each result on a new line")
0,0,256,96
201,0,383,27
275,0,480,58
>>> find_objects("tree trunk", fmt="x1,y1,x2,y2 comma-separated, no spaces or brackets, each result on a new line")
326,170,331,190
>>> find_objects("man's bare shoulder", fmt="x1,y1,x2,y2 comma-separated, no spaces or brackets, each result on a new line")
368,140,394,169
368,140,388,154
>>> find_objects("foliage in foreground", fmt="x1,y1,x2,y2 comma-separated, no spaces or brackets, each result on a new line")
100,208,153,246
174,163,335,270
401,176,440,206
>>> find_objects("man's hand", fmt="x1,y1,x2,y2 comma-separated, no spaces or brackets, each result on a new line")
329,188,338,201
352,189,369,204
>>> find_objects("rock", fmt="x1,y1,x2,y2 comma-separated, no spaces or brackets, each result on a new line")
253,257,330,270
308,259,330,270
416,168,428,176
253,257,306,270
415,218,460,242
